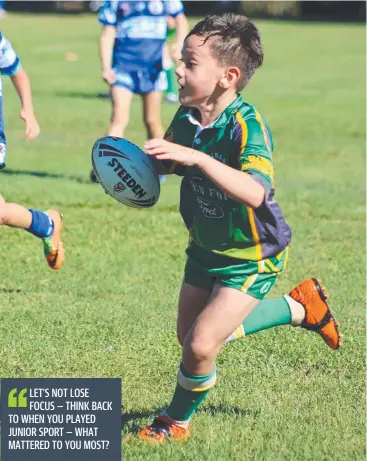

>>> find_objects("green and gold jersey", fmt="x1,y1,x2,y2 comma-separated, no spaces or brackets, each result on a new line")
165,93,292,262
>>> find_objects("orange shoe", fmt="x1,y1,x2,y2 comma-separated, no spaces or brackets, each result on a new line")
43,210,65,270
138,416,190,444
289,278,341,350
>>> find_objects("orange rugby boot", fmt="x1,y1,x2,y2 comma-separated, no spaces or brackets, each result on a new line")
289,278,341,350
138,416,190,444
43,209,65,270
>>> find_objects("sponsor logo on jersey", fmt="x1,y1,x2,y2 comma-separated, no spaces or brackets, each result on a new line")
260,281,272,294
196,197,224,219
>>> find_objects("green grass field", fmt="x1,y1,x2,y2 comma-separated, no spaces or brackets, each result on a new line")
0,13,365,461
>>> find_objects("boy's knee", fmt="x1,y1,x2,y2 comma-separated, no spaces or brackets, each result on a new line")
144,117,161,131
186,333,218,362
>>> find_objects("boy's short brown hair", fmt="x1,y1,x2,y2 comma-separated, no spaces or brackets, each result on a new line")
187,13,264,91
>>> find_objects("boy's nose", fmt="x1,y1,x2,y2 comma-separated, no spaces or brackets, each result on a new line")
175,62,184,77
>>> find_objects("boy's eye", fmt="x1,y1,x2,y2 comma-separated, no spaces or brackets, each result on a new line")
179,59,195,69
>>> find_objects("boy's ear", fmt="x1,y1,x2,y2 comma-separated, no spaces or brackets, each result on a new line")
220,66,241,89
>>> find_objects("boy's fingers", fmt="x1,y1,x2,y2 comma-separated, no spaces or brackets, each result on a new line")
146,147,169,156
144,139,165,148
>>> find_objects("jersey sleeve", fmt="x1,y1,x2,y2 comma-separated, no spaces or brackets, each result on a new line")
233,111,274,198
98,1,117,26
0,34,21,76
165,0,184,17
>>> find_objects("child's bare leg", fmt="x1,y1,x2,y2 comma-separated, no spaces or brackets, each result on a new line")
107,86,133,137
182,285,258,375
0,195,64,269
0,197,32,229
176,282,211,346
141,91,164,139
139,285,258,441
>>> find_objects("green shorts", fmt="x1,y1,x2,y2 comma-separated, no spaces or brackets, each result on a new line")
184,246,289,300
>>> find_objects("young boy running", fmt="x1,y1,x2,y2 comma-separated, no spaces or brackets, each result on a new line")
0,32,64,269
139,13,341,443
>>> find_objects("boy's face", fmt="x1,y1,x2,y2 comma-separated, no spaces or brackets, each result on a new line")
176,34,230,108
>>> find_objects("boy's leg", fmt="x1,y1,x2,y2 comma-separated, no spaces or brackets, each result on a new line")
0,196,64,270
183,285,258,374
141,91,165,139
141,90,166,182
139,285,259,443
177,282,212,346
0,198,32,229
225,280,341,350
107,86,133,137
91,84,133,182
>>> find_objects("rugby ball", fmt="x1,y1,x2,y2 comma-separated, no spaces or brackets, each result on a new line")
91,136,160,208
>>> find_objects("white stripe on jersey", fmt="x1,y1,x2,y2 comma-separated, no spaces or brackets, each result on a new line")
0,35,19,74
116,15,166,39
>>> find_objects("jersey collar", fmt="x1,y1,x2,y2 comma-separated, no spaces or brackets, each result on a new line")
183,93,243,129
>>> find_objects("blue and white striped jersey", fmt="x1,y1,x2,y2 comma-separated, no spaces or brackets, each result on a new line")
0,32,21,96
0,32,21,76
98,1,184,71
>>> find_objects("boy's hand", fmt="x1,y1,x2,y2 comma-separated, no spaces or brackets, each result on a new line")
102,68,116,85
20,109,40,140
144,139,202,167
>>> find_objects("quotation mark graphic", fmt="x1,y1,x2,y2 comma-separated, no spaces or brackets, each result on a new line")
8,388,28,408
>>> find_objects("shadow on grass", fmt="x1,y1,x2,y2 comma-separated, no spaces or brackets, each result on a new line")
55,90,110,100
1,169,92,185
0,287,23,294
121,404,258,434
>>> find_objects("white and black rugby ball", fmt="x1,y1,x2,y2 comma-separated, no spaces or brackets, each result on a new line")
91,136,160,208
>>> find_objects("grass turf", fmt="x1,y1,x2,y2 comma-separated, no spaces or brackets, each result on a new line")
0,13,365,461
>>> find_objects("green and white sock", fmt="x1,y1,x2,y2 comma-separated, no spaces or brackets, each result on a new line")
163,363,216,425
225,296,305,344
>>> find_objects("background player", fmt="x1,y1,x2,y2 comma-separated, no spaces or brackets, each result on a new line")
90,0,188,182
0,32,64,269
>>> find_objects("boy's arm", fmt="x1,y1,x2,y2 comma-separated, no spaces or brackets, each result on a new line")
196,155,265,208
172,13,189,61
10,68,40,140
98,2,117,84
145,113,275,208
100,26,116,84
145,138,265,207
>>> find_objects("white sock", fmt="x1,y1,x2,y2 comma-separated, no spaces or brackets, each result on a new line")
224,324,245,344
160,410,190,428
284,295,305,326
0,143,6,164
